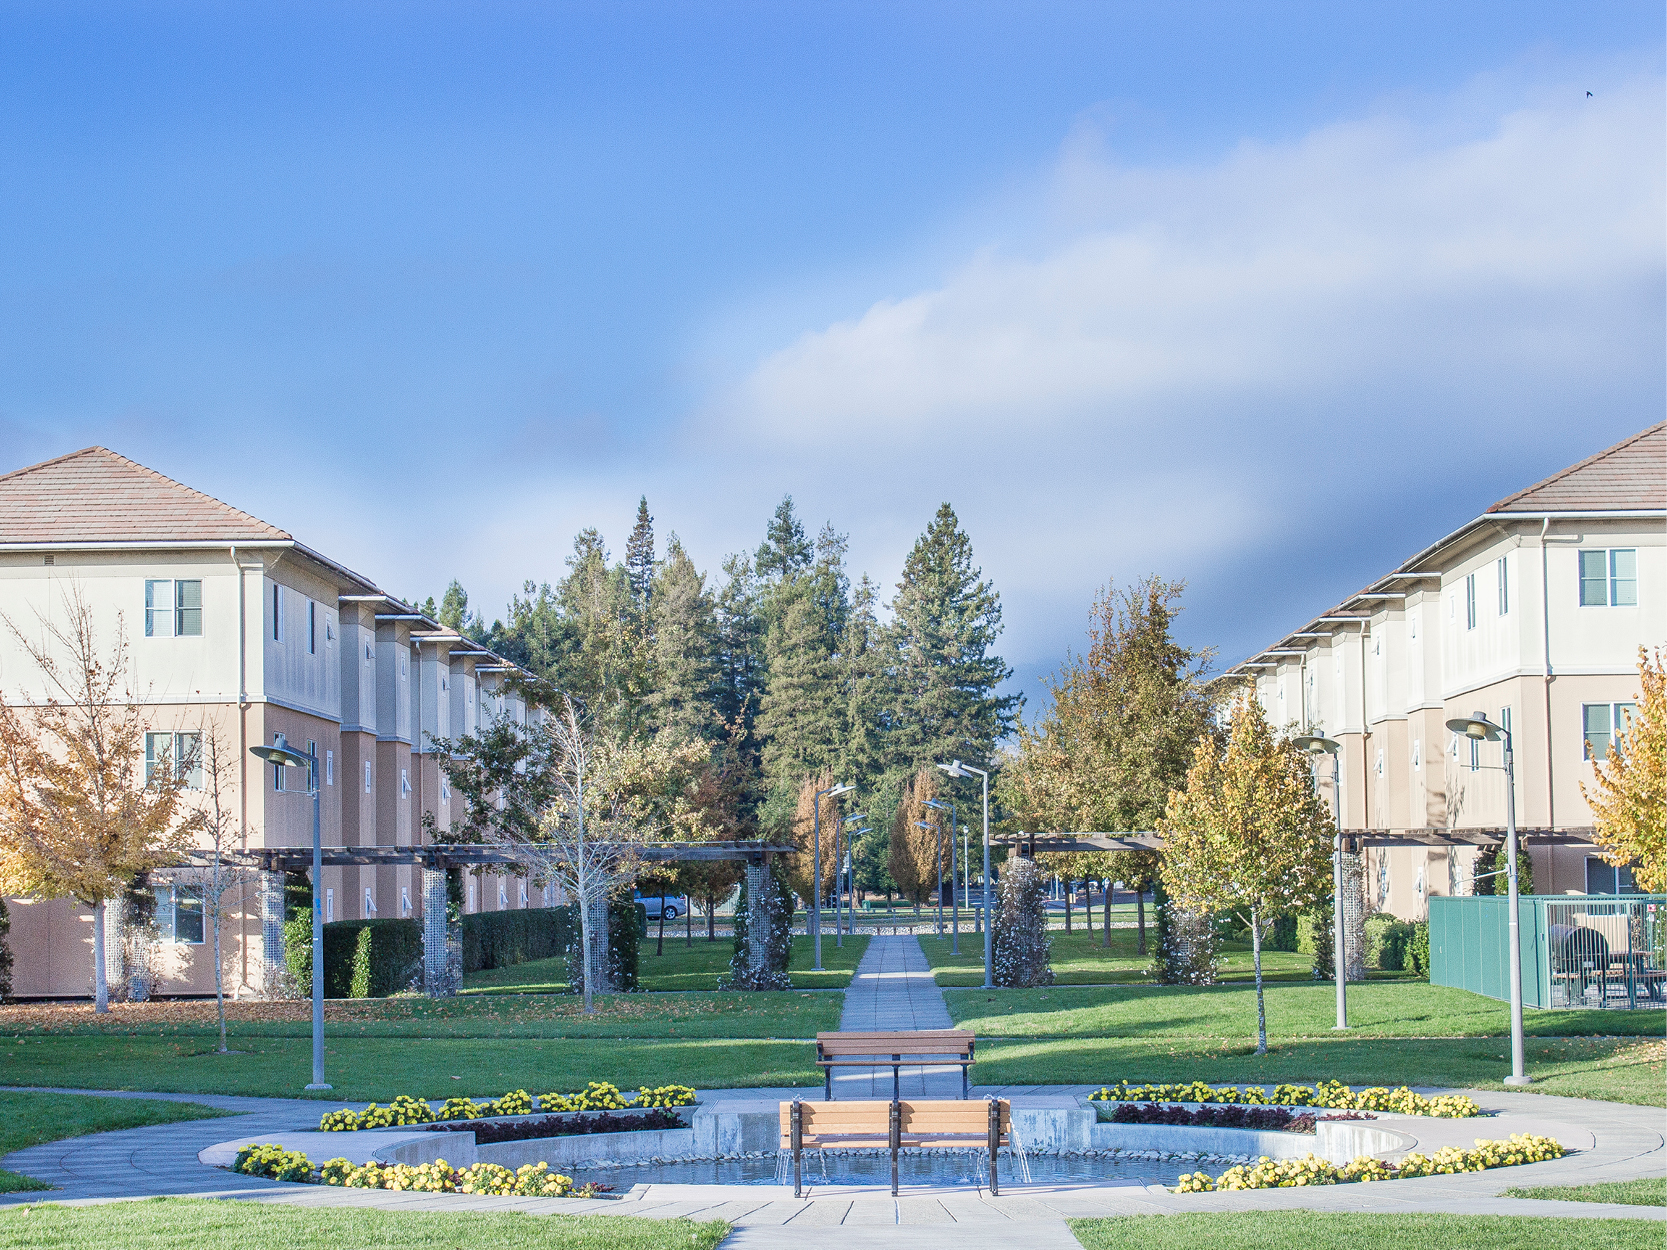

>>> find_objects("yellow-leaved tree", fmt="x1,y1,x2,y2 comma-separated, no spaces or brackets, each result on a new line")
1160,691,1334,1054
1581,647,1665,893
0,586,198,1012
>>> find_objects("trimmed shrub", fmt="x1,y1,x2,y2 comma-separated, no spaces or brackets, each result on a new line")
1407,919,1430,979
1364,912,1412,971
1297,903,1334,980
462,906,576,973
323,919,424,998
1266,913,1299,952
1473,844,1534,895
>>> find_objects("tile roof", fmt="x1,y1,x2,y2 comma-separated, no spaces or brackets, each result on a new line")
0,447,291,544
1487,423,1666,514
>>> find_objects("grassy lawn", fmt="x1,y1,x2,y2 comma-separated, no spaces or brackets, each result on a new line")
0,989,839,1039
943,979,1665,1039
1504,1178,1666,1206
0,1036,819,1101
463,933,869,993
0,1197,728,1250
0,1091,234,1193
922,929,1379,987
972,1035,1664,1105
1069,1212,1661,1250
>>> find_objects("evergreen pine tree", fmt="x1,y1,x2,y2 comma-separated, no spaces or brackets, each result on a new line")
884,503,1021,772
556,529,648,735
757,586,845,793
645,536,722,744
437,580,471,632
715,552,766,751
626,497,656,609
839,573,890,783
756,495,813,583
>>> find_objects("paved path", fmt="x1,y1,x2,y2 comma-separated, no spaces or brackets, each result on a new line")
833,934,960,1098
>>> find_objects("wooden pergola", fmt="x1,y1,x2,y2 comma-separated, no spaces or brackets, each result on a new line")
995,828,1598,856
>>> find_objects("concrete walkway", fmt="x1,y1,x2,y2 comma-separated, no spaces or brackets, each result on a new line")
833,935,960,1099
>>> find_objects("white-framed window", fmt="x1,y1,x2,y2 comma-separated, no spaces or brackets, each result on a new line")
365,641,374,665
519,881,528,905
364,887,377,915
440,778,450,801
1412,738,1421,770
144,579,202,637
400,886,411,915
309,601,317,655
273,732,288,791
1580,549,1637,607
400,768,411,795
1464,573,1477,630
145,731,202,788
272,584,283,641
467,879,476,912
154,884,204,944
1583,702,1637,761
1585,857,1638,894
499,881,508,907
1409,612,1418,641
1497,556,1509,616
325,887,335,923
364,760,373,793
1375,748,1384,777
441,675,448,694
325,749,334,786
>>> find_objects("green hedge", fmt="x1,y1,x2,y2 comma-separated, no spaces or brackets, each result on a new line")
462,906,577,974
1364,912,1413,971
323,919,424,998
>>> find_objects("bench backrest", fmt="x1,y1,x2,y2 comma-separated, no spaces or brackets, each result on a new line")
816,1030,974,1057
780,1099,1008,1141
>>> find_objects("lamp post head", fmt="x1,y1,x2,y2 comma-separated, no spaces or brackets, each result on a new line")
1445,712,1504,743
923,798,950,811
913,821,936,831
937,760,970,779
1293,734,1342,756
250,733,313,769
843,813,868,824
826,782,856,797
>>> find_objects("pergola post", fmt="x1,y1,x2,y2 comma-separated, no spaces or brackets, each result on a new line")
744,856,770,974
586,891,614,993
422,861,455,997
103,890,129,1001
1340,851,1366,981
259,868,287,998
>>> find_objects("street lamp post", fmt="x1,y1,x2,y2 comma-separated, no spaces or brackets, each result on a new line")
925,798,959,954
813,782,855,971
937,761,992,989
838,814,867,946
250,732,330,1090
1295,735,1348,1030
1447,711,1530,1085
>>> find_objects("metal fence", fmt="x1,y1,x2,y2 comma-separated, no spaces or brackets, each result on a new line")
1429,894,1665,1010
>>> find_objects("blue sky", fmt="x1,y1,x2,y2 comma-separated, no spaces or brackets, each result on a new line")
1,2,1662,708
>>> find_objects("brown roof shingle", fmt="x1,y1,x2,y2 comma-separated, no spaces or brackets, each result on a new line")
0,447,291,544
1487,423,1666,514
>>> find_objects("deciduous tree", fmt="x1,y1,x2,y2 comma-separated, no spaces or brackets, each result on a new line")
1159,692,1333,1053
1582,646,1665,892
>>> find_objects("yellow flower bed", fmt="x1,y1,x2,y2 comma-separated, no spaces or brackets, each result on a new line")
1174,1134,1563,1192
1089,1080,1480,1118
317,1082,697,1130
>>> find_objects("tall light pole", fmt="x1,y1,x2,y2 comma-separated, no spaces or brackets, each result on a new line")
925,798,959,954
938,760,991,989
813,782,855,970
838,814,867,945
250,732,330,1090
1295,735,1348,1030
1447,712,1530,1085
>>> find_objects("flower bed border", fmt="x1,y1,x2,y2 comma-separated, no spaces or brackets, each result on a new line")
1174,1133,1564,1191
1089,1081,1479,1119
319,1082,697,1131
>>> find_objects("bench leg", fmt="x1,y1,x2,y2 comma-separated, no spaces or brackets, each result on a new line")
890,1099,901,1197
893,1055,900,1101
791,1100,803,1199
962,1063,969,1100
988,1098,1000,1196
825,1065,831,1102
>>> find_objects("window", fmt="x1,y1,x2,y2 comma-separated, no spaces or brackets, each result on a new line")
1375,748,1384,777
1583,702,1637,761
365,641,374,665
519,881,528,905
325,749,334,786
154,884,204,944
400,886,411,915
1585,858,1638,894
365,760,373,793
441,778,450,801
400,768,411,795
144,579,202,637
1412,739,1421,770
1581,549,1638,606
272,584,283,640
1497,557,1509,616
325,888,335,922
309,601,317,655
145,732,201,788
499,882,508,907
364,888,377,915
273,732,288,791
1465,573,1477,630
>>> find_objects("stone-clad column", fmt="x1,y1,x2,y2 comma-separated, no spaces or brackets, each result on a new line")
103,891,129,1001
1340,852,1366,982
422,865,455,996
745,859,770,974
585,892,614,993
259,870,287,998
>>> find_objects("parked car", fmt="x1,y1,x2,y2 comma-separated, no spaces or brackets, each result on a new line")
634,890,690,921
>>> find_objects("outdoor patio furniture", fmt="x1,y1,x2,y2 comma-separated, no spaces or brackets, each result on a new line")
815,1030,976,1100
781,1097,1010,1197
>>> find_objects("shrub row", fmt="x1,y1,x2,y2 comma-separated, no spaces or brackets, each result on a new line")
1088,1081,1480,1118
233,1143,593,1197
317,1083,697,1131
435,1109,686,1145
463,906,577,973
1175,1133,1564,1191
1106,1102,1313,1133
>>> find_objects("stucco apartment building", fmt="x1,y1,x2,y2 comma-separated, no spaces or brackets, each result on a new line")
1228,423,1665,922
0,447,546,999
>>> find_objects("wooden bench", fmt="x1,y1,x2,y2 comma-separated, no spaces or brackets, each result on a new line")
780,1098,1011,1197
815,1030,976,1101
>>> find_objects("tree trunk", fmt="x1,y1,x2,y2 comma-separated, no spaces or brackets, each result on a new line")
707,898,715,942
685,897,692,947
1252,905,1267,1055
578,888,595,1015
1063,877,1072,934
1136,893,1147,956
656,888,665,957
92,899,109,1013
214,895,228,1052
1102,880,1111,948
